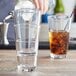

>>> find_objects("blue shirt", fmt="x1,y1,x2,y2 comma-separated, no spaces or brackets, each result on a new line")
0,0,15,21
0,0,15,43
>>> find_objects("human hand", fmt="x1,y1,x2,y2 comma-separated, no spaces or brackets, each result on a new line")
33,0,48,14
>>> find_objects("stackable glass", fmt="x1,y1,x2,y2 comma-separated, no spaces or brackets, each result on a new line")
48,15,71,59
14,8,41,72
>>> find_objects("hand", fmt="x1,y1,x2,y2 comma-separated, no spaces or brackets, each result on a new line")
33,0,48,14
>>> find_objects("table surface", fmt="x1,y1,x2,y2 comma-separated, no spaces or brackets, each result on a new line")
0,50,76,76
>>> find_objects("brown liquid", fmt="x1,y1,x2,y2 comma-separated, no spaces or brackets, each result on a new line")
49,31,69,55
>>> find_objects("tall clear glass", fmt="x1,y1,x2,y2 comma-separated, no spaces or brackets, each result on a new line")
14,0,41,72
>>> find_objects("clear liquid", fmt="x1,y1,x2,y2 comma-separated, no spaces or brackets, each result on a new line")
17,51,37,72
16,39,37,72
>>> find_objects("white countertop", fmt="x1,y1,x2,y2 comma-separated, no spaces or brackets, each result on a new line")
39,23,76,42
70,23,76,38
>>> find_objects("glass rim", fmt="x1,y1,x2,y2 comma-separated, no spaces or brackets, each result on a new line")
15,8,38,13
48,14,70,20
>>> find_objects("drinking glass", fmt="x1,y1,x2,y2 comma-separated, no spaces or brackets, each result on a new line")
48,15,71,59
14,8,41,72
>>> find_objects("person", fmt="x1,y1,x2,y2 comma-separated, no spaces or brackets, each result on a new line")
33,0,48,14
0,0,49,46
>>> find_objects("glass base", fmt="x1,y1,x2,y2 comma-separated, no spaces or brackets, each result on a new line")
17,64,36,72
50,53,66,59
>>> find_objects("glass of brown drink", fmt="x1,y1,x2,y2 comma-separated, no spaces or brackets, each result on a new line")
48,15,71,59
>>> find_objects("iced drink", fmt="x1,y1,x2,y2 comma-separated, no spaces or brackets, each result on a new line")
49,31,69,58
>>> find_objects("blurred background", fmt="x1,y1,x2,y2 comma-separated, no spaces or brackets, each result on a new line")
0,0,76,49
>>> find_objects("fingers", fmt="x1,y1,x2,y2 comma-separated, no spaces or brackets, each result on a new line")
44,0,48,13
38,0,44,13
33,0,39,9
33,0,48,14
